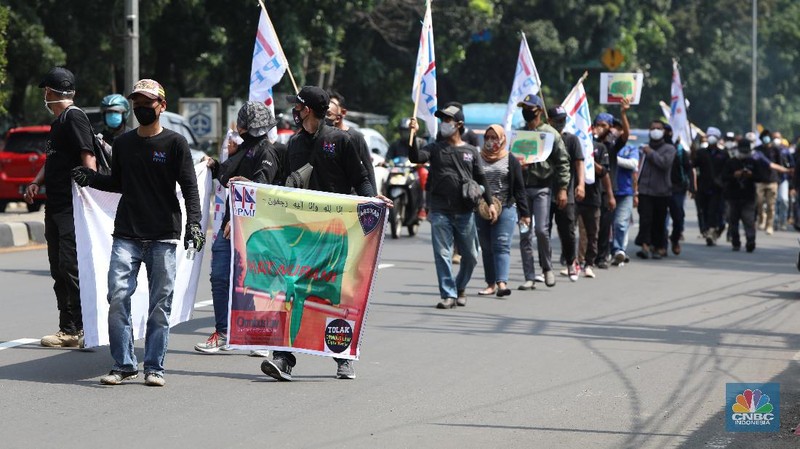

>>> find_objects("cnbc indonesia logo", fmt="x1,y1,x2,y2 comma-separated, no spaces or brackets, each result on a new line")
726,383,779,432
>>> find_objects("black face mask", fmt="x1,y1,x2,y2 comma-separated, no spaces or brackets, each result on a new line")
324,118,336,127
292,108,304,126
522,108,538,123
133,107,158,126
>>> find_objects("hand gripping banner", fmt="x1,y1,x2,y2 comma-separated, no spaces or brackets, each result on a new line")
227,182,387,360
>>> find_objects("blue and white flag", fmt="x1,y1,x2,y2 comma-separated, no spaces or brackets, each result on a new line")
562,81,596,184
249,3,287,141
411,0,437,138
670,61,693,150
504,33,541,133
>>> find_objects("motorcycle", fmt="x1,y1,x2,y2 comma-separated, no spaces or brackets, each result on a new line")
383,157,423,239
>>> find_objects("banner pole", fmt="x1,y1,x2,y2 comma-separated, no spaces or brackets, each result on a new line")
258,0,299,94
562,71,589,106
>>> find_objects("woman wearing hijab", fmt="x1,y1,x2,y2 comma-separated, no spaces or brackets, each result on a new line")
476,125,531,297
195,101,282,353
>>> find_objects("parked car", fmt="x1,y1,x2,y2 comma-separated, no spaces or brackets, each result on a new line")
0,126,50,212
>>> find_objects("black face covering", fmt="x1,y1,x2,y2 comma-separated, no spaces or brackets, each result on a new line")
522,108,538,123
134,107,158,126
324,118,336,127
292,108,304,126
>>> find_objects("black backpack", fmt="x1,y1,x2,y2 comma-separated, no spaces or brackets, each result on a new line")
60,106,112,175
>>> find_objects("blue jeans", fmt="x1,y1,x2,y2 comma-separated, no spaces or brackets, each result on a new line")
476,205,518,285
429,211,478,299
612,195,634,255
210,228,231,334
107,237,177,375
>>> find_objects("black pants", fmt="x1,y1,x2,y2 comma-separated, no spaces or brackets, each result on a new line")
727,199,756,247
596,201,613,264
45,206,82,334
549,202,576,265
637,195,669,250
576,204,600,267
695,190,725,234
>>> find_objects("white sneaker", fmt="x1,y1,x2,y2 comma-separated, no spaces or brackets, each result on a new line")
584,266,596,278
249,350,271,357
568,263,579,282
534,274,545,283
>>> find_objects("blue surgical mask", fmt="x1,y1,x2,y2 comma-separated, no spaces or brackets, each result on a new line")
104,112,124,129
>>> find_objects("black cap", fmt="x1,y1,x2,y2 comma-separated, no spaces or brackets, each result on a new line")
286,86,329,113
517,94,544,109
434,105,465,122
39,67,76,92
547,106,567,119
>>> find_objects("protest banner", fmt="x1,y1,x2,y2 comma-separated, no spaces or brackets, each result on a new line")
227,182,387,360
508,130,555,164
669,60,693,150
73,163,213,348
599,72,644,105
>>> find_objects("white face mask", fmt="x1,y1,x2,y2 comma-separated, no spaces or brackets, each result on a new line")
707,136,719,145
440,122,457,138
44,99,71,115
649,129,665,141
700,142,709,149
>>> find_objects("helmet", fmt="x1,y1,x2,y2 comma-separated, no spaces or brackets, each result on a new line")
398,118,412,130
100,94,130,121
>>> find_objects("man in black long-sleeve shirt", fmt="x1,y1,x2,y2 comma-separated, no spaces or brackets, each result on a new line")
73,79,204,387
408,105,496,309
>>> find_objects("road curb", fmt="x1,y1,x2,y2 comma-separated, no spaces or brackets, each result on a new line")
23,221,46,244
0,222,31,247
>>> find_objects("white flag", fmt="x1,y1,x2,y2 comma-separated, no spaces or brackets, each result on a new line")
670,61,692,149
504,33,542,133
411,0,437,138
249,4,288,141
562,81,596,185
73,163,213,348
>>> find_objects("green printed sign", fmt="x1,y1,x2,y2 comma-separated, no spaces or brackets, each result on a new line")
508,131,555,164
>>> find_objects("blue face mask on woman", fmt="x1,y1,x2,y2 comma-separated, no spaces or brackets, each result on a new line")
104,112,124,129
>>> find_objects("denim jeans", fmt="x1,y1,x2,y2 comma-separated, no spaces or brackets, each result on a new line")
429,211,478,299
611,195,634,255
476,205,518,285
107,237,177,375
519,187,552,279
210,228,231,334
44,207,82,334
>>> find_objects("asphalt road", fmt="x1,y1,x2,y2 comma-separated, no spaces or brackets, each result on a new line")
1,208,799,449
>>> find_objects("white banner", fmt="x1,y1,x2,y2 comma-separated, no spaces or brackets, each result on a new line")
562,81,596,185
249,4,288,142
411,0,437,138
73,163,213,348
670,61,693,150
599,72,644,105
504,33,541,134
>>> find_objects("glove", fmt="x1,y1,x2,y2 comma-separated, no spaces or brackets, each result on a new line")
184,223,205,252
72,166,96,187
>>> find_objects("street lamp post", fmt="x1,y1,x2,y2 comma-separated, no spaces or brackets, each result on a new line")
124,0,139,98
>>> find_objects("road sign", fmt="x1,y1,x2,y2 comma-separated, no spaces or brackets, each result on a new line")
601,48,624,70
179,98,222,141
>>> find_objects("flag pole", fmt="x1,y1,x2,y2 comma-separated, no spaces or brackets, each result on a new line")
258,0,299,94
562,71,589,106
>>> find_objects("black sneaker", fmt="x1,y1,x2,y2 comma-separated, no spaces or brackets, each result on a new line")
596,260,609,269
261,358,293,381
746,242,756,253
335,359,356,379
436,298,457,309
732,245,741,252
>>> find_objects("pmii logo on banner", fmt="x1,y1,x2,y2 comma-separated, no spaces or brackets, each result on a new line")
725,383,780,432
232,186,257,217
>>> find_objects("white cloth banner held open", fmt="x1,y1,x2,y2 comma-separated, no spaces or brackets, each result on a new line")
73,163,212,348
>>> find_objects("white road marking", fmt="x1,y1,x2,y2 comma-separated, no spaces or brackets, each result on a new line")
793,349,800,361
0,338,38,351
378,264,394,269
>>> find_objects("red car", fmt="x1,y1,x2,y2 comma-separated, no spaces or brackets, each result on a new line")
0,126,50,212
